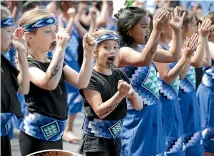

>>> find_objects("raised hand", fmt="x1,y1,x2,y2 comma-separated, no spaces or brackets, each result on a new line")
198,18,212,38
12,28,27,52
56,29,70,51
126,84,137,99
183,33,199,58
117,80,130,97
67,7,76,18
83,33,96,54
169,6,186,31
153,10,170,32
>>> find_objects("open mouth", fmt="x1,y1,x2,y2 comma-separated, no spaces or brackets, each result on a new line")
106,56,116,69
50,41,56,51
145,34,150,43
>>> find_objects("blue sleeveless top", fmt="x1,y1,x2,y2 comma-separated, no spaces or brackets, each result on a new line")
123,63,160,109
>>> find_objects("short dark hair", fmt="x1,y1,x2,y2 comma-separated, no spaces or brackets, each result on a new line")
115,7,148,46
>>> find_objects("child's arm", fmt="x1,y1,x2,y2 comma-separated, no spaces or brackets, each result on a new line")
155,33,198,84
126,84,143,111
202,30,212,66
28,30,69,90
190,18,212,67
63,33,95,88
83,80,130,119
12,28,29,94
154,7,185,63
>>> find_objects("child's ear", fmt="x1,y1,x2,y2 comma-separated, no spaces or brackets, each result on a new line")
24,32,33,43
94,50,98,58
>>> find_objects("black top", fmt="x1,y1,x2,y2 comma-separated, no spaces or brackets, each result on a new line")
24,57,68,120
80,69,130,121
1,55,22,118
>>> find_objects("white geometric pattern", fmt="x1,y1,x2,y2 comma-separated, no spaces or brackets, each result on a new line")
186,66,196,87
41,121,60,140
171,77,179,94
142,65,159,97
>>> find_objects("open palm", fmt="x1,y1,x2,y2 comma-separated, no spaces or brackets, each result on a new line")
169,6,186,31
12,28,27,51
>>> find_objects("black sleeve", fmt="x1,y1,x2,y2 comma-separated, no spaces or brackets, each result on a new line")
115,69,130,84
79,75,101,98
27,57,42,68
2,55,20,91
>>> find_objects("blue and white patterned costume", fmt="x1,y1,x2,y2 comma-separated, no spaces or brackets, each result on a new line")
197,57,214,153
179,66,203,155
158,61,185,156
121,63,166,156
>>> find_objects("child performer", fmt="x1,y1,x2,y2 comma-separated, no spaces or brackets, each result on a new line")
79,29,143,156
17,9,95,156
1,6,29,156
197,12,214,156
115,6,184,156
179,10,212,156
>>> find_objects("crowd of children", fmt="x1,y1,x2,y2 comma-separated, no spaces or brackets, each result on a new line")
1,1,214,156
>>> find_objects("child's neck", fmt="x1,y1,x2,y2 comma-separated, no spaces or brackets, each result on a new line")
28,49,49,62
94,65,112,75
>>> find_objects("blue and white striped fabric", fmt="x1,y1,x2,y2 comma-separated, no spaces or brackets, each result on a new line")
1,17,15,28
20,113,67,141
83,117,122,139
24,17,56,32
0,113,15,139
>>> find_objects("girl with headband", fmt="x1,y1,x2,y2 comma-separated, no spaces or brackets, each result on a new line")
78,29,143,156
178,10,212,156
17,8,96,156
115,7,184,156
1,6,29,156
197,12,214,156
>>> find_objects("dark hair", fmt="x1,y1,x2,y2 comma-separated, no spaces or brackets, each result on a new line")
205,12,214,25
22,1,42,13
181,9,198,29
115,7,148,46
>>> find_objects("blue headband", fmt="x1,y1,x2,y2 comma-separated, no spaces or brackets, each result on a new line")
1,18,15,28
96,33,120,44
24,17,56,32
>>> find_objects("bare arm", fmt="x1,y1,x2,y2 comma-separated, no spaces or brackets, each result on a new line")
126,86,143,110
191,18,212,67
83,80,130,119
29,30,70,90
96,1,109,27
12,28,29,94
63,33,95,88
202,35,212,66
154,7,185,63
119,10,170,67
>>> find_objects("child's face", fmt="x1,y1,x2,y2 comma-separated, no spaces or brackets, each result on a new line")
183,17,198,38
28,25,56,53
129,16,150,45
1,26,15,52
95,40,119,69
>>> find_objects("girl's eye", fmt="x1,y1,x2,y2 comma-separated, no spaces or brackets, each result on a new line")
104,46,109,49
114,46,119,49
45,30,51,33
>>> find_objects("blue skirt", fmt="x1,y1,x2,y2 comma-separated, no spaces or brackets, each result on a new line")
197,83,214,152
160,97,185,155
120,102,166,156
178,90,204,155
65,82,83,115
